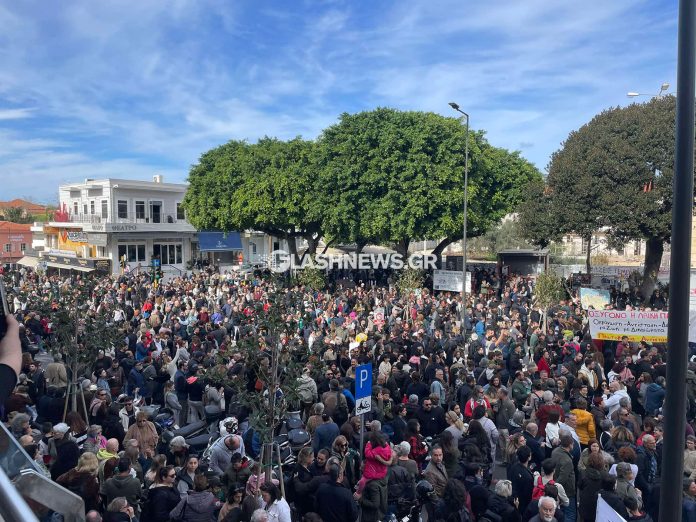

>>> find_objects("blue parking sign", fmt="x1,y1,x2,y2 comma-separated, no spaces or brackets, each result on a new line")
355,363,372,415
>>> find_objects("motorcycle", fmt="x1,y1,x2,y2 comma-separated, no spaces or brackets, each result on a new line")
159,405,225,455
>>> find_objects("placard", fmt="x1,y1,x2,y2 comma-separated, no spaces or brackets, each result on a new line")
579,287,611,310
433,270,471,293
588,309,668,343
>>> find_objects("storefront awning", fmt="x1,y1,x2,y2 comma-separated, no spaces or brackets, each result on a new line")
45,262,94,273
198,232,242,252
17,256,39,268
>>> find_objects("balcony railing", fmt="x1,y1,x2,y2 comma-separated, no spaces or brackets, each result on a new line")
68,214,188,225
68,214,102,224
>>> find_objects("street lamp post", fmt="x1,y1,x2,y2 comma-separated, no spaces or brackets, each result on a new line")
627,82,671,98
448,102,469,337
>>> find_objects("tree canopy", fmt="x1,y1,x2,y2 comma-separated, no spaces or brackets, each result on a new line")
518,95,681,298
184,108,542,256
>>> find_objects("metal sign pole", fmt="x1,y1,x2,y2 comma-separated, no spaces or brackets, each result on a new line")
354,363,373,461
360,413,365,461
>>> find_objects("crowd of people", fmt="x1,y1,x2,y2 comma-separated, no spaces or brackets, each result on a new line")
0,263,686,522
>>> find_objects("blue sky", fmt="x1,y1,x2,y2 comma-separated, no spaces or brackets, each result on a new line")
0,0,679,203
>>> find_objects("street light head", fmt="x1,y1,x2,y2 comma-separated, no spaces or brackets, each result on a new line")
661,82,670,91
448,102,460,110
626,92,640,97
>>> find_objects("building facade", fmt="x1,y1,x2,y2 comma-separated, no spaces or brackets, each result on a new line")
32,176,196,275
0,222,32,264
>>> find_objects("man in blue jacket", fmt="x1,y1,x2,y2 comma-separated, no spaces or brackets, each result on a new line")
312,413,339,455
644,376,666,416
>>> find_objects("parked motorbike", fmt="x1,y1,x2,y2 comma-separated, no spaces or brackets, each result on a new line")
159,405,225,455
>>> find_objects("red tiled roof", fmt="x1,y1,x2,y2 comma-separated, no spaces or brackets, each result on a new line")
0,199,47,213
0,221,32,232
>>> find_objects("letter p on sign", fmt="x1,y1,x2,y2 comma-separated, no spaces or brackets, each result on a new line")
355,363,373,415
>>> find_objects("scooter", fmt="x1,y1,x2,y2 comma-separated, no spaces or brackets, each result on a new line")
159,405,225,455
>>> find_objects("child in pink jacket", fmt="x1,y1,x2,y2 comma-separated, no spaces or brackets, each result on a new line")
355,431,392,498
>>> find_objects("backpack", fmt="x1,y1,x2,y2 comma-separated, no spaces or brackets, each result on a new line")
532,474,553,500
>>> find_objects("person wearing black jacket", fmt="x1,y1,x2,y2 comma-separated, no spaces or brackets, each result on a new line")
486,479,522,522
390,405,408,444
597,474,630,520
509,446,534,513
143,465,181,522
415,398,445,438
523,423,545,471
315,465,358,522
292,447,327,517
462,463,490,519
387,458,415,517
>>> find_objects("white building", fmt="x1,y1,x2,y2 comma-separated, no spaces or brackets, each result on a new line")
33,176,197,275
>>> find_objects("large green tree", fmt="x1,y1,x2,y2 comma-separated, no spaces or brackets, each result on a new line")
183,137,322,259
519,95,680,300
315,108,541,256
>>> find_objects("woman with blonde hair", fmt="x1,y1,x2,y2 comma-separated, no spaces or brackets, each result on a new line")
56,452,100,513
504,431,527,466
444,409,466,442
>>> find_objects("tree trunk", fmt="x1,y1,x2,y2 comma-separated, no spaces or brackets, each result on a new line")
640,237,664,303
585,235,592,274
321,238,335,255
286,235,300,264
356,241,366,254
305,235,319,256
431,237,455,268
395,239,410,258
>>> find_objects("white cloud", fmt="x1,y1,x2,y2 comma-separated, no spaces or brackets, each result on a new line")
0,108,36,120
0,0,681,198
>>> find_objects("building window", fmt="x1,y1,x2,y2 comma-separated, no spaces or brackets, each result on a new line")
83,204,88,215
634,242,641,256
3,244,10,253
20,243,26,252
117,200,128,219
616,246,625,256
135,201,146,220
101,200,108,218
90,200,95,215
153,244,183,265
176,203,185,220
250,242,257,255
118,244,146,263
73,202,78,215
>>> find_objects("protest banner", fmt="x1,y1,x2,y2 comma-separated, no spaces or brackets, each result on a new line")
433,270,471,293
579,287,611,310
588,309,668,343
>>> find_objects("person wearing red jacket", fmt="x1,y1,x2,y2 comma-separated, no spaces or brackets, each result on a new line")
535,390,565,439
464,386,491,420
